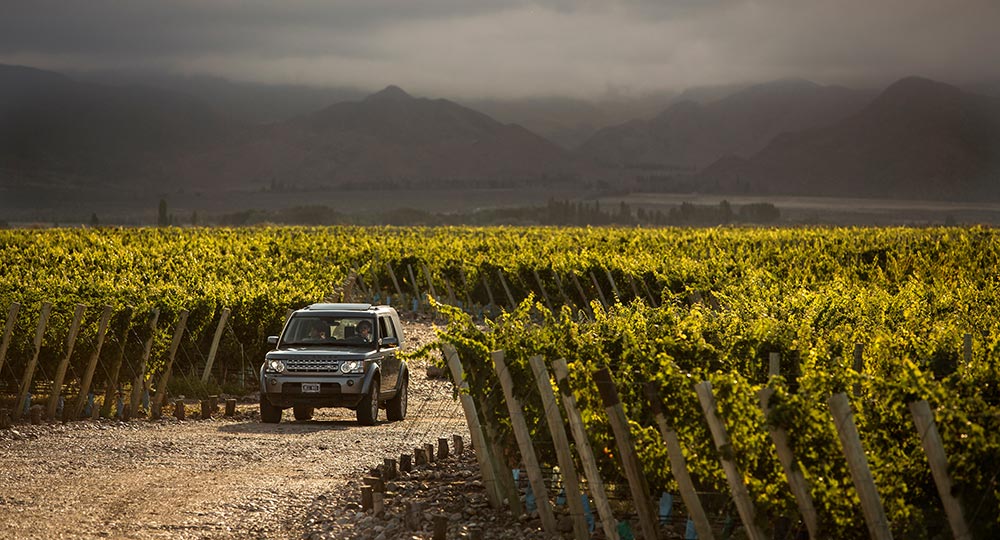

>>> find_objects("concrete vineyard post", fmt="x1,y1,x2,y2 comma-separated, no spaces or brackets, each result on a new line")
71,305,113,421
14,301,52,420
643,382,714,540
492,350,558,534
695,381,767,540
552,359,620,540
593,367,658,540
201,307,230,384
48,304,86,421
909,400,971,540
528,355,590,540
828,392,893,540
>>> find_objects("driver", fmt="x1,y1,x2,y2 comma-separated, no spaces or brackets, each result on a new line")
357,320,373,342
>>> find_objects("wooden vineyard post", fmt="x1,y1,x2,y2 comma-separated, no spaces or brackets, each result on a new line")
71,306,113,421
200,307,230,384
909,400,971,540
352,265,371,299
492,350,558,534
441,343,503,508
14,302,53,420
0,302,21,380
129,308,160,419
458,267,474,308
152,310,189,418
853,343,865,398
639,276,659,307
643,383,714,540
828,392,893,540
442,277,458,307
406,264,421,307
963,333,972,365
386,263,405,301
628,276,642,304
589,270,609,307
551,359,619,540
551,272,574,309
570,273,590,310
695,381,767,540
496,270,517,311
758,354,818,539
47,304,86,420
592,367,658,540
603,268,622,301
101,306,134,418
528,355,589,540
480,274,497,313
532,270,554,311
421,263,439,301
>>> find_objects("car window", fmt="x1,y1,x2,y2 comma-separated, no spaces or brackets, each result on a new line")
282,315,376,346
379,316,397,341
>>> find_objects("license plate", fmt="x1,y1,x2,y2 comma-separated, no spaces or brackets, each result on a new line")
301,383,320,393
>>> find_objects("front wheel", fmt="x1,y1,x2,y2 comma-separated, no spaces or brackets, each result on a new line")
386,376,408,422
357,379,380,426
260,397,282,423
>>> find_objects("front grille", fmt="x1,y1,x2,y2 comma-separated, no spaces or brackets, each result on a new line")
284,358,342,373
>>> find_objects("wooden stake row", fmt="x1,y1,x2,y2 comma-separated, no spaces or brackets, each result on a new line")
0,301,236,425
446,345,974,540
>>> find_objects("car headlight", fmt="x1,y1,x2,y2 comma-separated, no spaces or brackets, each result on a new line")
266,359,286,373
340,360,364,374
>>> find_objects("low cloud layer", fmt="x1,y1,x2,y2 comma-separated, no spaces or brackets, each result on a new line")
2,0,998,98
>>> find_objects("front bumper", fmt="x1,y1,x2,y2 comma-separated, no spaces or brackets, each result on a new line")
261,373,366,408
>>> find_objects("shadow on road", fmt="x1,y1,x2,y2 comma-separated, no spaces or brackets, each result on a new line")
218,420,355,434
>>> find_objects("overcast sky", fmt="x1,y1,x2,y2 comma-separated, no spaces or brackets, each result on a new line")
2,0,998,99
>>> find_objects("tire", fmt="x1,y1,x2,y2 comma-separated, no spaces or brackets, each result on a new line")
357,378,380,426
260,397,282,424
386,375,408,422
293,404,314,421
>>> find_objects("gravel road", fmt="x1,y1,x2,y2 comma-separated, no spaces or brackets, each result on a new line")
0,319,540,540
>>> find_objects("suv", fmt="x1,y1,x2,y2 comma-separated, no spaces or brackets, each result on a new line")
259,303,408,425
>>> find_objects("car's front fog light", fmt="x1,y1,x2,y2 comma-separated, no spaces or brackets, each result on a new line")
267,359,286,373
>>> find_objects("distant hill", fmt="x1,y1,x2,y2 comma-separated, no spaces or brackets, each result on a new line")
699,77,1000,200
578,79,874,173
70,68,367,124
0,64,240,189
175,85,597,190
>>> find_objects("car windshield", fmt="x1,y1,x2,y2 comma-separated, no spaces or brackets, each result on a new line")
282,315,375,348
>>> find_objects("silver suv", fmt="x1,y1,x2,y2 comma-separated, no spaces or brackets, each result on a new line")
259,303,408,425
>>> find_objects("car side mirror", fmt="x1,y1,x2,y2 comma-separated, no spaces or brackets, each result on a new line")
379,337,399,349
267,335,279,346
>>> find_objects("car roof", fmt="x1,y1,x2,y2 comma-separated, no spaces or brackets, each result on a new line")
295,303,396,315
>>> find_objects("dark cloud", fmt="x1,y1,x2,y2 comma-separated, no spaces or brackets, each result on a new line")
1,0,997,98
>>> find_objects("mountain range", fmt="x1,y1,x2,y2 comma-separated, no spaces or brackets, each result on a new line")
1,63,999,203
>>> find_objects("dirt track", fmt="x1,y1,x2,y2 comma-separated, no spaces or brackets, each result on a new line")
0,320,470,539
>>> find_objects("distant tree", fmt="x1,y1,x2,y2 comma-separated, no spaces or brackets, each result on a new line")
90,213,99,227
719,200,733,224
157,199,169,227
191,210,198,226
